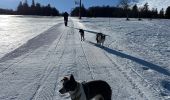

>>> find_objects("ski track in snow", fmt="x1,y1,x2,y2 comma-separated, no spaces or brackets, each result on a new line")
0,17,169,100
78,18,170,100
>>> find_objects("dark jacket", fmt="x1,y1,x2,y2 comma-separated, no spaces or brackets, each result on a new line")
64,12,69,21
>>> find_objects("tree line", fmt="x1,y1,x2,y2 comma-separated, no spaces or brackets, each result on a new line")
0,8,15,15
17,0,59,16
0,0,170,19
0,0,59,16
71,3,170,19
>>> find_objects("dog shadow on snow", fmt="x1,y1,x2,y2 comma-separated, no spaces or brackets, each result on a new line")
87,41,170,76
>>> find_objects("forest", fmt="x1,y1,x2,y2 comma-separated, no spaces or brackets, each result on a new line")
71,3,170,19
0,0,170,19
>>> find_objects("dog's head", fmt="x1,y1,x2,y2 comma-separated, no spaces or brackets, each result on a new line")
59,74,77,94
102,34,106,40
79,29,84,33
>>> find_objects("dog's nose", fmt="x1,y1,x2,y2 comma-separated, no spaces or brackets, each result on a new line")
59,88,66,94
59,89,62,93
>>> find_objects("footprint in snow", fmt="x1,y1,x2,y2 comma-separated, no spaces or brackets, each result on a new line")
142,67,153,72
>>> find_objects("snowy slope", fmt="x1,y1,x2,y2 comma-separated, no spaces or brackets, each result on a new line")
0,15,63,59
0,16,169,100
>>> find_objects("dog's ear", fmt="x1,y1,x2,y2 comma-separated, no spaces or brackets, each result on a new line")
70,74,75,81
61,77,69,82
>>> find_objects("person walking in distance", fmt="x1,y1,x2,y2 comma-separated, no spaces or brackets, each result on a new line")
63,12,69,26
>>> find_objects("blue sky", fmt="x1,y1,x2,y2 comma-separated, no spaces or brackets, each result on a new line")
1,0,169,12
0,0,119,12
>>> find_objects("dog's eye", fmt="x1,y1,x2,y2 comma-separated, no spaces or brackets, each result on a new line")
60,79,64,82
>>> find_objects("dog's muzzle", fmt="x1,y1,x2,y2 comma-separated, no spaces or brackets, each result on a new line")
59,88,67,94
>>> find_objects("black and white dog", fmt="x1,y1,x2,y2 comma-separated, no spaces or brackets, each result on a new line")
96,33,106,46
79,29,85,41
59,75,112,100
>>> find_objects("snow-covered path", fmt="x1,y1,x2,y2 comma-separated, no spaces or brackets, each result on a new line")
0,17,169,100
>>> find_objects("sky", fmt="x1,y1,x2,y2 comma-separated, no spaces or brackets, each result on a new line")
0,0,170,12
0,0,118,12
137,0,170,11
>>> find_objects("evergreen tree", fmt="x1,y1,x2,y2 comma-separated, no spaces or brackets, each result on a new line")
35,3,42,15
31,0,35,7
44,4,52,16
159,8,164,18
51,7,59,16
71,5,87,17
132,4,138,18
31,0,36,15
22,0,29,15
165,6,170,18
81,5,87,17
17,1,23,14
141,3,149,18
151,8,158,18
71,7,79,16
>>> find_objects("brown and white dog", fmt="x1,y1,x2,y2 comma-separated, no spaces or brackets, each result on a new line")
96,33,106,46
59,74,112,100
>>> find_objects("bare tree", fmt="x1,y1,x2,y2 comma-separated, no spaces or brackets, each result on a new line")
119,0,130,20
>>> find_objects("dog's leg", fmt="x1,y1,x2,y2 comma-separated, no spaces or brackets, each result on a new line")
83,36,85,41
81,36,83,41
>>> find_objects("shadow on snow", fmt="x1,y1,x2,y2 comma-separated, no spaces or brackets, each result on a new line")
87,41,170,76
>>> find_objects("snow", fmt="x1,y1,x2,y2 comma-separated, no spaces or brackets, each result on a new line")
0,16,170,100
0,15,63,59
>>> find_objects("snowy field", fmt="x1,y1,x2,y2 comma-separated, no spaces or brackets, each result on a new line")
0,15,63,58
0,15,169,100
